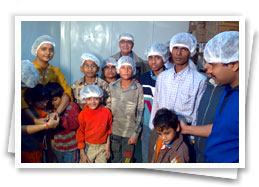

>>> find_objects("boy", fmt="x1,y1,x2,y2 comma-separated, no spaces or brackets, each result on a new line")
71,53,111,110
139,43,168,163
109,56,144,163
22,84,49,163
101,57,119,84
45,82,80,163
151,108,189,163
76,85,112,163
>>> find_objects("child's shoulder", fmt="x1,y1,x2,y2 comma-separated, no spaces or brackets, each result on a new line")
71,77,84,88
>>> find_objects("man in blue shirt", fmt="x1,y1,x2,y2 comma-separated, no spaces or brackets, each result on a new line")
180,31,239,163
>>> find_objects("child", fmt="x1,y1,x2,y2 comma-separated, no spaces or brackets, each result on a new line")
139,43,169,163
101,57,119,84
71,53,111,110
76,85,112,163
45,82,80,163
22,84,49,163
151,108,189,163
109,56,144,163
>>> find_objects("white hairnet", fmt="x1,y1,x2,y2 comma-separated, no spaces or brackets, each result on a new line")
119,32,134,43
170,32,197,57
116,56,136,75
21,60,40,88
31,35,56,56
79,85,104,103
103,57,117,68
80,53,102,68
145,43,169,62
204,31,239,64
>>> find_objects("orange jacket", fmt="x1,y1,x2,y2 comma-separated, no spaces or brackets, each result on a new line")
76,105,112,148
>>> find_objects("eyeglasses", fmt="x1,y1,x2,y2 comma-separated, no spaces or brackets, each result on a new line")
83,65,98,69
119,40,133,45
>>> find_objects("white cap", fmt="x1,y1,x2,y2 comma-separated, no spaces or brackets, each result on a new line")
79,85,103,103
145,43,169,62
116,56,136,76
31,35,55,56
21,60,39,88
170,32,197,57
80,53,102,68
103,57,117,68
119,32,134,43
204,31,239,64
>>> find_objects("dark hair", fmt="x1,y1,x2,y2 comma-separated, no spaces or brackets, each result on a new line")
24,84,47,104
45,82,64,99
153,108,179,131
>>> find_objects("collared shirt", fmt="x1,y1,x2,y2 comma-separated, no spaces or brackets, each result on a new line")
110,79,144,139
71,77,111,109
149,64,206,129
204,85,239,163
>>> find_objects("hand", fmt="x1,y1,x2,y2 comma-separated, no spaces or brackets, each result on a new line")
34,117,47,124
128,137,137,145
48,114,60,129
180,120,189,134
79,153,91,163
102,143,111,160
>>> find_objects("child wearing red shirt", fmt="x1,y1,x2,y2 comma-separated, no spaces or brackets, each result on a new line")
76,85,112,163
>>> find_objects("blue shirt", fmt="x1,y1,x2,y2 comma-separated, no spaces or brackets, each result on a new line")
204,85,239,163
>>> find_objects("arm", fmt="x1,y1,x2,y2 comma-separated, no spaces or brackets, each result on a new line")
180,120,213,138
79,149,90,163
55,93,70,115
22,113,59,135
129,84,144,144
76,112,87,150
55,67,73,101
191,78,207,126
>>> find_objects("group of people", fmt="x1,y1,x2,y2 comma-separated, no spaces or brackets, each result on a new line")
21,30,239,164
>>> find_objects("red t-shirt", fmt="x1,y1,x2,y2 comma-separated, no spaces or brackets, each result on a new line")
76,105,112,148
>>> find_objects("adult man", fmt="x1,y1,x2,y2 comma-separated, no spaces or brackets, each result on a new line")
111,32,146,80
149,33,206,129
180,31,239,163
148,33,206,162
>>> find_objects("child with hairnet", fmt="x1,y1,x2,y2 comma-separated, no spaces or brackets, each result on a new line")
101,57,119,84
45,82,81,163
71,53,111,110
76,85,112,163
109,56,144,163
138,43,168,162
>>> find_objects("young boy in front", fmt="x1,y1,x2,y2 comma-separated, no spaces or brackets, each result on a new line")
76,85,112,163
45,82,81,163
151,108,189,163
71,53,111,110
110,56,144,163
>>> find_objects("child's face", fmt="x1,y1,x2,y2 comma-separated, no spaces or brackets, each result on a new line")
119,65,133,80
84,97,102,110
81,60,99,78
103,64,117,79
155,126,180,145
33,99,48,110
37,43,54,62
148,55,164,72
52,96,62,110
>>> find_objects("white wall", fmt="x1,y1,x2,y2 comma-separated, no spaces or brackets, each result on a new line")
21,21,189,85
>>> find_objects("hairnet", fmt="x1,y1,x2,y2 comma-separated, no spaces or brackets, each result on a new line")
145,43,169,62
80,53,102,68
170,32,197,57
31,35,56,56
116,56,136,75
204,31,239,64
103,57,117,68
21,60,40,88
119,32,134,43
79,85,104,103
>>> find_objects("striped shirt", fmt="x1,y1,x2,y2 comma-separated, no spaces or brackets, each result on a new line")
149,64,206,129
71,76,111,109
54,102,80,152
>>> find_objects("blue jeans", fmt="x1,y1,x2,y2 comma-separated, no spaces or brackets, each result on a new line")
142,125,151,163
55,149,80,163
